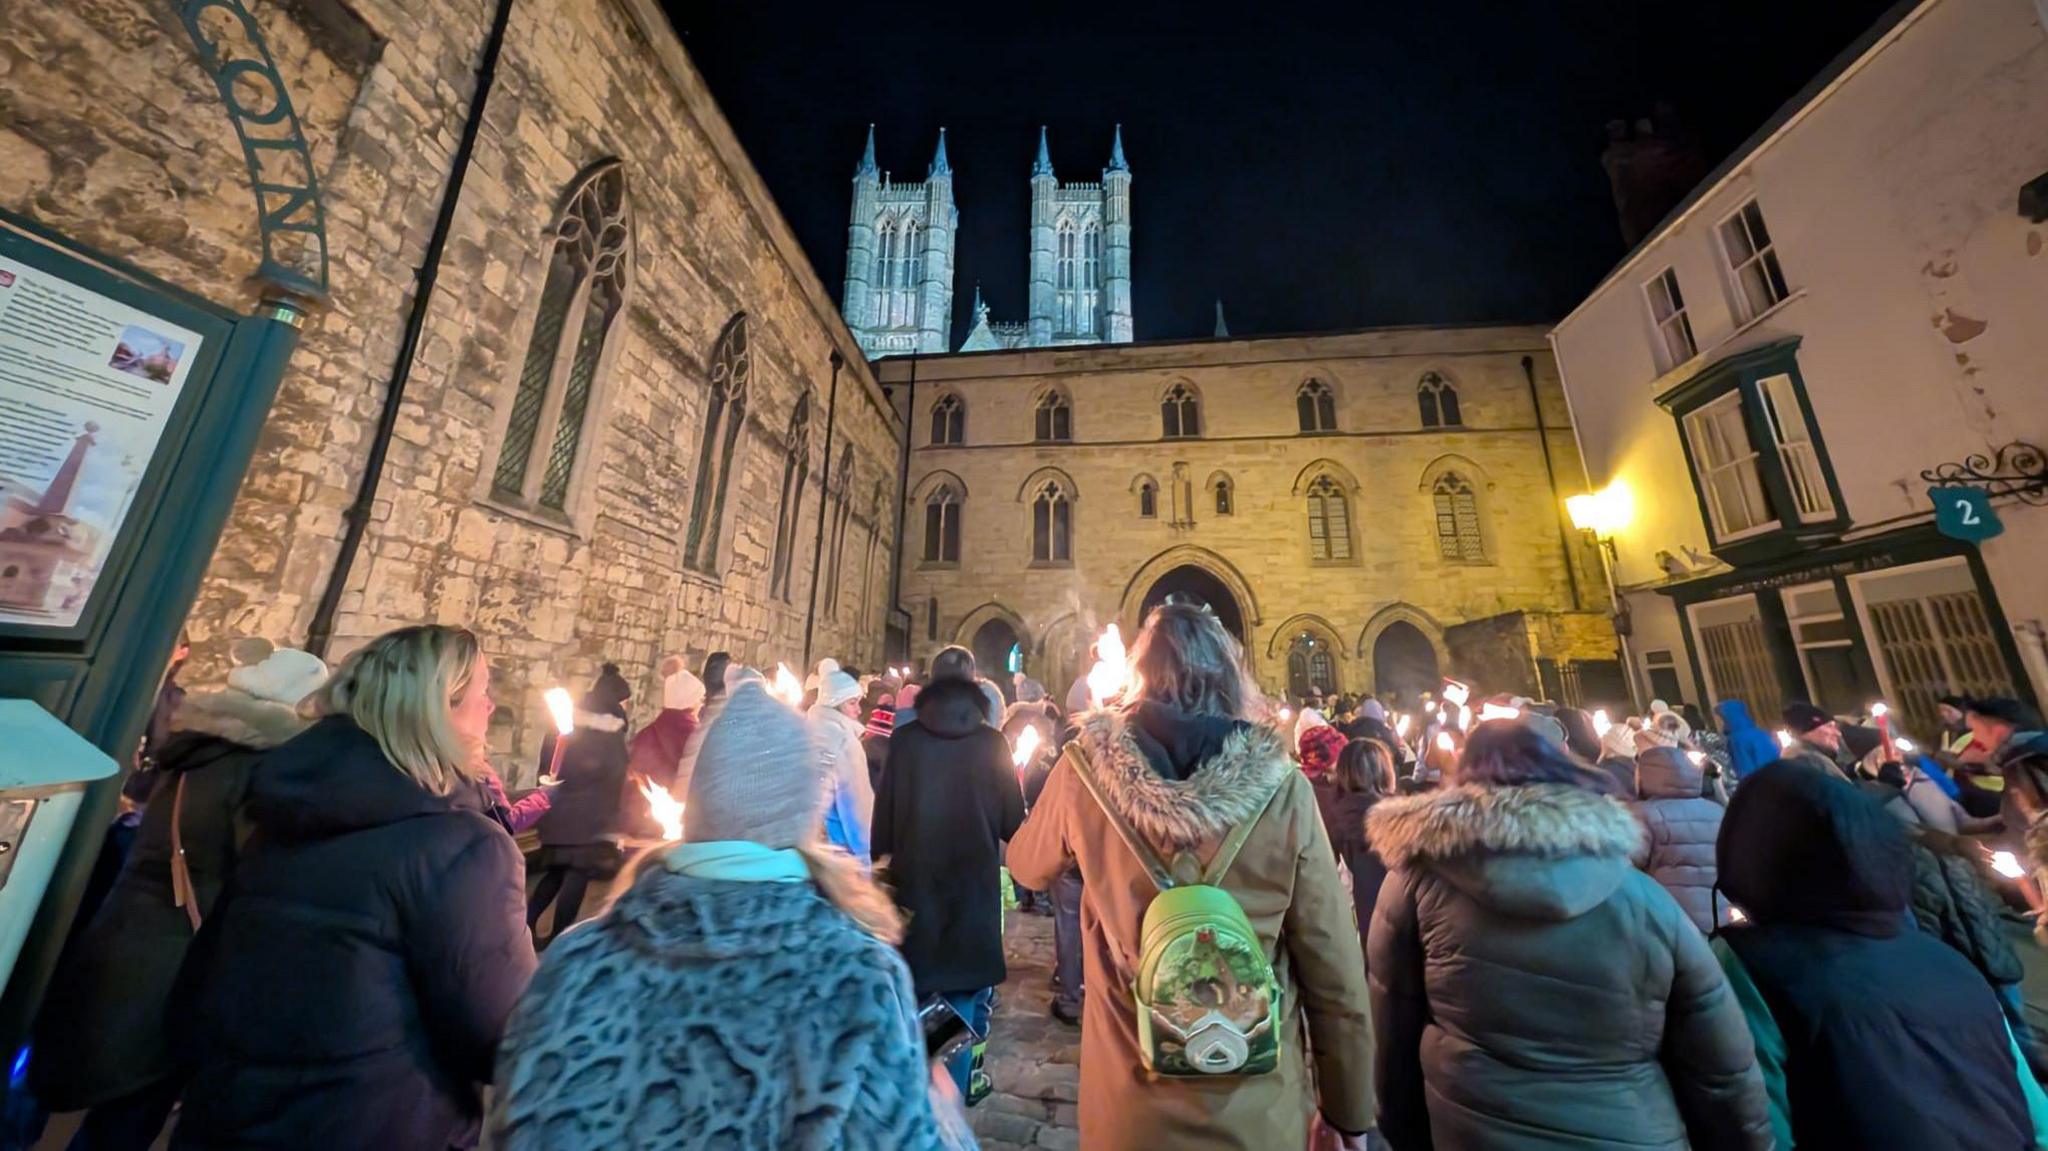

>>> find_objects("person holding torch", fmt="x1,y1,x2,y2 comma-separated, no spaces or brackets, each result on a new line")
528,665,634,947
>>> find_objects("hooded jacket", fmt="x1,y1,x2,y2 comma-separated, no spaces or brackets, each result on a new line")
1630,746,1727,934
1367,782,1771,1151
536,710,632,851
1008,706,1375,1150
1714,700,1780,781
1716,763,2031,1151
813,704,874,865
172,716,536,1151
872,676,1025,995
31,690,310,1110
490,853,967,1150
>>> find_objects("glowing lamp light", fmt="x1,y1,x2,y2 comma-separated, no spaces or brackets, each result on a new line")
1686,750,1708,767
543,687,576,736
1566,480,1634,539
1395,713,1412,737
1434,731,1456,753
1011,724,1043,770
1278,706,1294,723
1992,851,2027,880
1086,624,1130,707
1776,729,1795,751
1592,709,1613,738
772,663,805,707
639,778,685,841
1896,737,1916,753
1478,703,1521,723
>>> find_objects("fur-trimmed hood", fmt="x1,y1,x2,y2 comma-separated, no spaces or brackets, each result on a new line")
1071,708,1295,854
1368,783,1645,922
169,688,314,756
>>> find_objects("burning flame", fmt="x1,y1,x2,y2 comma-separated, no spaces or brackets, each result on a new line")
639,778,684,841
1277,706,1293,723
1477,703,1520,723
1440,680,1471,708
1086,624,1129,707
1434,730,1455,753
1869,701,1889,719
1687,750,1708,767
772,663,805,707
1011,724,1043,769
1456,705,1473,731
1776,729,1795,750
1727,906,1748,923
1395,713,1412,737
1591,709,1612,738
1992,850,2027,880
543,687,575,736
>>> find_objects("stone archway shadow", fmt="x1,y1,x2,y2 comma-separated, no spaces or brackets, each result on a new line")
1355,603,1450,697
1117,546,1263,637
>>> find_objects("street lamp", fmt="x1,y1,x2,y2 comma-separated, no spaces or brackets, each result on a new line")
1567,480,1638,708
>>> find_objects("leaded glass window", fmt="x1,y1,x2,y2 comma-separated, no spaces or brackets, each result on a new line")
770,392,813,601
1297,378,1337,432
493,160,631,512
1433,473,1485,562
1306,475,1352,562
684,313,750,574
1418,371,1461,428
1033,482,1072,564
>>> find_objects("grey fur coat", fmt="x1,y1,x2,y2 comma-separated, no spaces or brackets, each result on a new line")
488,856,970,1151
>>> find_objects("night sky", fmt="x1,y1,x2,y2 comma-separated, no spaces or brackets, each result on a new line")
672,1,1898,343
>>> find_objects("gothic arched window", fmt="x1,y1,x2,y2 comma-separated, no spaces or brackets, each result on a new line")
1287,632,1337,700
1034,391,1071,442
923,484,961,564
492,159,632,514
1161,384,1201,439
1418,371,1462,428
684,312,750,574
1081,222,1102,334
930,393,964,445
1306,475,1353,562
1138,479,1158,519
860,479,884,623
1032,481,1073,564
1297,378,1337,433
873,218,896,319
1213,474,1234,516
1433,472,1485,562
823,448,856,614
1056,219,1077,333
900,218,922,327
769,392,813,601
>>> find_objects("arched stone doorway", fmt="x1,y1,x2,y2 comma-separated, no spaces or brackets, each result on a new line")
970,618,1023,700
1139,564,1245,642
1285,633,1338,701
1373,620,1441,706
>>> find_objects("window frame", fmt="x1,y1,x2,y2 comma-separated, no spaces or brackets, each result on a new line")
682,312,751,575
1034,390,1072,442
922,484,961,566
1212,474,1234,517
1716,198,1791,323
1417,371,1462,429
1031,481,1074,566
929,392,965,446
1642,266,1697,372
1161,383,1201,439
1138,479,1158,519
1297,378,1337,433
1430,472,1486,564
1304,474,1354,564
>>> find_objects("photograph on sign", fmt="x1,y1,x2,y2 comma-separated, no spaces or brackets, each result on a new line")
0,255,202,628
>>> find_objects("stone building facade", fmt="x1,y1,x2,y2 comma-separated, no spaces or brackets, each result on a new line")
880,326,1623,706
2,0,901,782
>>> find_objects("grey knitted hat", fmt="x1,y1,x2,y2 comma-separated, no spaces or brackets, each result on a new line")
684,681,824,849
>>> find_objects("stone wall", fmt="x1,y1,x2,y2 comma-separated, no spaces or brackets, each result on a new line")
1,0,900,782
879,326,1617,702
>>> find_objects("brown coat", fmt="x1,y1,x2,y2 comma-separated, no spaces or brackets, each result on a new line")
1008,710,1375,1151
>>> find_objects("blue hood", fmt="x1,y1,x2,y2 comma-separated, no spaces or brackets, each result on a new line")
1715,698,1781,780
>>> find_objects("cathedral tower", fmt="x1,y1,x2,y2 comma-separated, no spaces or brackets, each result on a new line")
1024,126,1131,346
840,127,956,356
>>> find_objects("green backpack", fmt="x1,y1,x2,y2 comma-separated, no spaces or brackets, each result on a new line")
1067,745,1285,1077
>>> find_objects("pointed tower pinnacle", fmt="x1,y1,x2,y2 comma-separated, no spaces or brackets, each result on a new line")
1107,123,1129,173
1213,300,1230,339
928,127,951,178
1032,125,1054,178
973,282,989,322
855,124,878,178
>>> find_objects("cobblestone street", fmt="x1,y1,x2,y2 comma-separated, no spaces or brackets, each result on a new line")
971,910,1082,1151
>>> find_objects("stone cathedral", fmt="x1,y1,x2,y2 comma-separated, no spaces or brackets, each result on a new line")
840,126,1135,356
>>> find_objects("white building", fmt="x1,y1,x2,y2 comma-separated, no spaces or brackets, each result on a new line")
1550,0,2048,737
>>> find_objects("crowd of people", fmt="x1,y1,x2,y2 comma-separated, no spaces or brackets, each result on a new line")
14,605,2048,1150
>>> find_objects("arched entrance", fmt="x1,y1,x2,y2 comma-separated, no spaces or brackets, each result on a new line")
1139,565,1245,642
970,618,1023,700
1373,620,1440,706
1285,632,1338,701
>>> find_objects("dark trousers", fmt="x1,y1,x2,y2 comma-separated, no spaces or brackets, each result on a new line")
527,865,595,946
1051,868,1084,1013
67,1075,183,1151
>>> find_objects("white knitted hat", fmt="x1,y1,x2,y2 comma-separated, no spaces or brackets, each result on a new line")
663,667,707,712
226,648,329,707
814,669,862,710
685,682,823,849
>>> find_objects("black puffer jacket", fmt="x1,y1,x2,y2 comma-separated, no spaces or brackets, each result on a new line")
535,711,632,849
873,677,1024,995
1318,786,1387,971
172,716,537,1151
1718,763,2031,1151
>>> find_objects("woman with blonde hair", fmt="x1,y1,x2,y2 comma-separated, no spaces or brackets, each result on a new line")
490,681,971,1149
172,625,536,1151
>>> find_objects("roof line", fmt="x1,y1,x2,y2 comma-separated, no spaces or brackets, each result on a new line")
1554,0,1929,332
873,318,1557,365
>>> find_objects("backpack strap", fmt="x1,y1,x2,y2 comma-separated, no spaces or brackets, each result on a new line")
169,775,202,933
1063,743,1178,893
1201,776,1285,887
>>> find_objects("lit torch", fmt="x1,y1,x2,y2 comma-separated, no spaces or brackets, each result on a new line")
1776,729,1795,751
542,686,575,782
1992,850,2027,880
1395,713,1412,738
772,663,805,707
1086,624,1130,708
1592,709,1612,738
1011,724,1043,773
1870,701,1895,758
1434,730,1456,754
1478,702,1520,723
639,778,684,841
